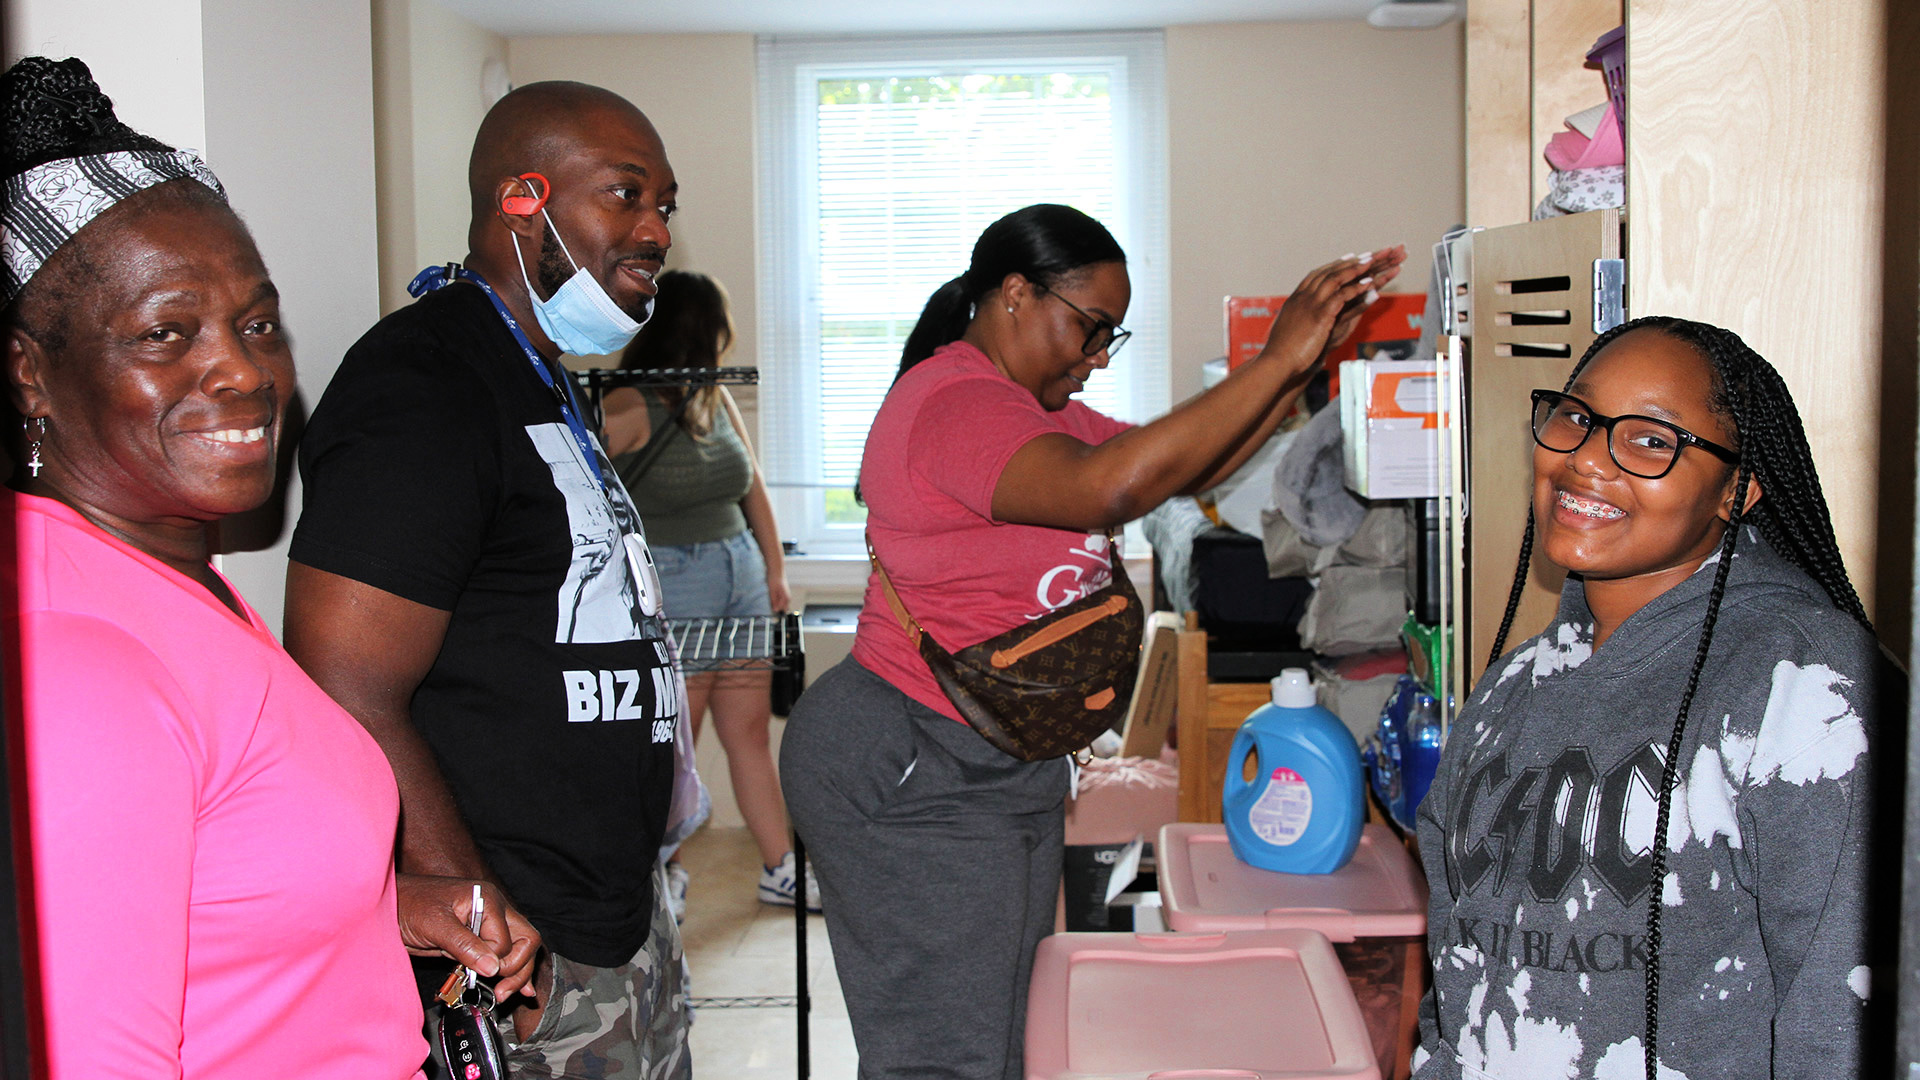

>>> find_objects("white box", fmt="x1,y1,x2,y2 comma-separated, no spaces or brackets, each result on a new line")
1340,359,1443,499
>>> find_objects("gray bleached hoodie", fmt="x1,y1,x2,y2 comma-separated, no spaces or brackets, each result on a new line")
1412,528,1895,1079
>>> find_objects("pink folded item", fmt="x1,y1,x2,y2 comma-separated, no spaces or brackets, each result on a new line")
1545,101,1624,171
1075,754,1178,793
1066,755,1179,846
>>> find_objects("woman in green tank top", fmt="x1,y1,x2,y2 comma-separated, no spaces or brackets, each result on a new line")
602,271,814,912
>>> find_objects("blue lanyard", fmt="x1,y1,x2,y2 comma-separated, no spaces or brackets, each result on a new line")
409,263,608,491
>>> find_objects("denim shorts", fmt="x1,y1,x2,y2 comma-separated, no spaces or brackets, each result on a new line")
650,530,771,618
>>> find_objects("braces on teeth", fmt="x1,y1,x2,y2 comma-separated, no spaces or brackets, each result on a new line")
1559,491,1622,518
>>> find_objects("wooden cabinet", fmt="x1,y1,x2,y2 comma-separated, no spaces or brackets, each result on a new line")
1459,0,1913,665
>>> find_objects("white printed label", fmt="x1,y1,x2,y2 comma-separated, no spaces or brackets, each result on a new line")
1248,766,1312,846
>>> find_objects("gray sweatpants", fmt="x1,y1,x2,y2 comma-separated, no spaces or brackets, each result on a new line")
780,657,1066,1080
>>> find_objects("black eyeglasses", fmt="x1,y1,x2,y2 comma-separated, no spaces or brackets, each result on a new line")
1036,285,1131,359
1530,389,1740,480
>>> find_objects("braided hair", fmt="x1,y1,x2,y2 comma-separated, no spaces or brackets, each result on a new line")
1483,315,1871,1080
2,56,173,177
2,56,225,352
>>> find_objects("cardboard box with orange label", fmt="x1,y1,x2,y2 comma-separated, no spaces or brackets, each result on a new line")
1224,293,1427,371
1339,358,1442,499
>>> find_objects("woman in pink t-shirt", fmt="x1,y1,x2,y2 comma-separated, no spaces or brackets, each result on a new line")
0,57,538,1078
780,203,1406,1077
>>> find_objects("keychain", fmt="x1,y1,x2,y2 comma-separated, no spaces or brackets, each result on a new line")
434,885,509,1080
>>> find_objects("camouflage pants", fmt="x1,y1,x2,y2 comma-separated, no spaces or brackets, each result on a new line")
499,865,691,1080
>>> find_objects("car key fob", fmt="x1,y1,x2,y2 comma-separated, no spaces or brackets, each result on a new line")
436,984,507,1080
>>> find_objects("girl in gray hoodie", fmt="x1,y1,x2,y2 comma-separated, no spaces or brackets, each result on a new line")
1414,317,1895,1080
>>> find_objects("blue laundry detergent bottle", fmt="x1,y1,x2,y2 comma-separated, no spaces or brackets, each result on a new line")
1223,668,1365,874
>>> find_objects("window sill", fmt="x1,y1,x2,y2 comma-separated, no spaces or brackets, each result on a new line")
786,552,872,601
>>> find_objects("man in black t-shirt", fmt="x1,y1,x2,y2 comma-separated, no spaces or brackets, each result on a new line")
285,81,689,1078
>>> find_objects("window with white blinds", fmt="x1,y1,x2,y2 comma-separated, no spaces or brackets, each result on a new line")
756,33,1169,552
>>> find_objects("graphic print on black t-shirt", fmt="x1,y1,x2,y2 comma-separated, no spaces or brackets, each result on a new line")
525,422,653,643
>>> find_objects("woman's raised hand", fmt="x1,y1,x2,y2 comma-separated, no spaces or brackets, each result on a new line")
1258,245,1409,375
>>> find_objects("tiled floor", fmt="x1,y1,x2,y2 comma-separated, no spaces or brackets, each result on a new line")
679,825,858,1077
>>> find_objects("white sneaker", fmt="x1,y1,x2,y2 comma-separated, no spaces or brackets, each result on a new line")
666,862,690,924
757,851,821,912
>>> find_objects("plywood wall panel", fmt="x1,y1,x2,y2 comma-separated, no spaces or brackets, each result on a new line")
1628,0,1888,617
1465,0,1533,228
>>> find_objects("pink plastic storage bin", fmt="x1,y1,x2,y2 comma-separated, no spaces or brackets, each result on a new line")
1025,929,1380,1080
1157,824,1427,1080
1156,824,1424,939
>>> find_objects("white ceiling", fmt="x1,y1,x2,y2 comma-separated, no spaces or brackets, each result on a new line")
435,0,1386,39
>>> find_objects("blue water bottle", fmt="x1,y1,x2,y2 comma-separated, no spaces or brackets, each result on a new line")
1222,668,1365,874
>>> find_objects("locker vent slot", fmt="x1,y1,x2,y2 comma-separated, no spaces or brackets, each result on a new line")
1495,310,1572,327
1497,275,1572,296
1494,342,1574,358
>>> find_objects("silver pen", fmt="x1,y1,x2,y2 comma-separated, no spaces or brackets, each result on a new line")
466,883,485,990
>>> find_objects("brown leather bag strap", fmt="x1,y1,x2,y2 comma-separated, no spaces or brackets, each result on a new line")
868,528,1121,652
988,594,1129,669
865,532,922,648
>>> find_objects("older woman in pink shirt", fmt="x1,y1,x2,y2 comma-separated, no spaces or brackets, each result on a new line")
0,56,539,1077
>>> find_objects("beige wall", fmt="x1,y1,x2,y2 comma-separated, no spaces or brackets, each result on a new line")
4,0,207,151
484,24,1463,407
4,0,382,631
1164,21,1465,402
372,0,509,313
200,0,383,632
506,34,762,372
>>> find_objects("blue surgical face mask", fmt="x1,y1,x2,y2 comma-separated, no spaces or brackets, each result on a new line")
511,210,653,356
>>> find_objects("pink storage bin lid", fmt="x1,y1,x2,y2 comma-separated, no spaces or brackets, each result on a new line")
1026,929,1380,1080
1156,824,1427,941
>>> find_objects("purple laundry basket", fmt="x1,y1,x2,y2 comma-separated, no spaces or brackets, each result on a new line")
1587,25,1626,142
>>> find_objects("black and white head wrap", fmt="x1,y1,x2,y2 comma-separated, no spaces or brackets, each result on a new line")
2,146,225,305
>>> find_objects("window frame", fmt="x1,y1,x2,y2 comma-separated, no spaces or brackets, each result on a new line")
755,31,1170,556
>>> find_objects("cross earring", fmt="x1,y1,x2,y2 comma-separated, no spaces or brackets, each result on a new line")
25,417,45,478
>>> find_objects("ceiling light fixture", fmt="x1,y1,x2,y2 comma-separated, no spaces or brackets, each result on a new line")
1367,0,1461,30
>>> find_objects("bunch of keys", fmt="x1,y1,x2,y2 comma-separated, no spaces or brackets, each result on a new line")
434,884,509,1080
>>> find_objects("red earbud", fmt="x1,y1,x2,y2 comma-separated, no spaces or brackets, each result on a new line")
501,173,550,216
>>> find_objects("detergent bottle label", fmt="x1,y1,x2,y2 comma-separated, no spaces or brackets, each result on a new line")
1248,766,1312,845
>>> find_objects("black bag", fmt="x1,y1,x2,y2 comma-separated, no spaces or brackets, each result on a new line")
870,533,1145,761
771,611,805,715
